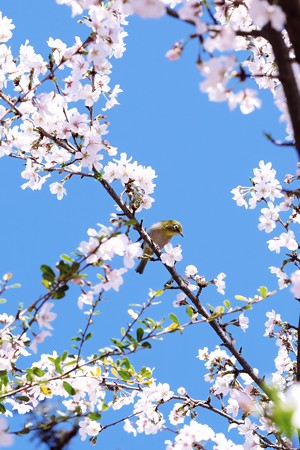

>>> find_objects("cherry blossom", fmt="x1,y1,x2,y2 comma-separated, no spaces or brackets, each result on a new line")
248,0,286,32
37,303,57,330
1,1,300,448
239,313,249,332
30,330,52,353
0,417,13,447
185,264,198,277
290,270,300,299
130,0,166,19
49,182,67,200
79,418,102,441
161,243,183,267
214,272,226,295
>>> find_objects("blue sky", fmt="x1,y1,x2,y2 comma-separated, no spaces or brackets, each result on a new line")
0,1,298,449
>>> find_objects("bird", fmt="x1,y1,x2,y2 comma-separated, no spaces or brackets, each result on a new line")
135,220,183,274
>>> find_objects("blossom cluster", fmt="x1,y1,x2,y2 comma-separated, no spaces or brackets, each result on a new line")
0,3,128,199
162,0,285,117
0,314,30,372
0,0,294,203
76,223,143,298
103,153,157,211
196,342,290,448
232,160,300,299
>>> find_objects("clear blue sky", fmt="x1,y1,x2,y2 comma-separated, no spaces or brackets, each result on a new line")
0,1,298,449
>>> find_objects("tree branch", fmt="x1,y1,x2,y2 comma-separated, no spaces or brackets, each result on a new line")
98,178,267,395
278,0,300,65
262,25,300,160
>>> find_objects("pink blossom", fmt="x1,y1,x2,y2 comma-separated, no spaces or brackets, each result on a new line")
165,42,183,61
30,330,52,353
264,309,282,336
249,0,286,31
77,291,94,310
37,303,57,330
290,270,300,299
130,0,166,18
95,267,127,292
0,417,13,447
228,89,261,114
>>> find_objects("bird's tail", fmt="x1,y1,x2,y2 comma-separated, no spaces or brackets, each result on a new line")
135,258,148,274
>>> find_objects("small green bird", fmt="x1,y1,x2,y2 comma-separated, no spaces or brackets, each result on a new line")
135,220,183,274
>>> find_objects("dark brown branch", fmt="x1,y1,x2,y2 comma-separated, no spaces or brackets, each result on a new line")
262,25,300,160
166,6,195,26
278,0,300,65
264,132,295,147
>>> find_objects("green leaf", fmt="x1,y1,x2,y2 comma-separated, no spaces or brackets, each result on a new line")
111,338,125,349
223,299,231,309
52,285,69,299
32,367,45,377
121,358,131,369
118,370,131,381
0,370,9,387
259,286,268,298
60,254,74,263
208,307,225,321
16,426,30,435
235,295,248,301
169,313,180,325
136,328,144,342
41,279,52,290
140,366,152,378
125,219,137,227
142,342,151,349
85,332,92,341
63,381,76,396
186,306,195,318
88,412,101,421
40,265,56,281
50,356,63,374
15,395,30,402
272,404,294,438
145,317,156,328
70,262,80,275
56,260,70,276
26,370,34,382
0,403,6,413
151,289,164,298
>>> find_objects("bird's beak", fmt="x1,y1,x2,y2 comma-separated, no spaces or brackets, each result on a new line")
180,232,184,237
